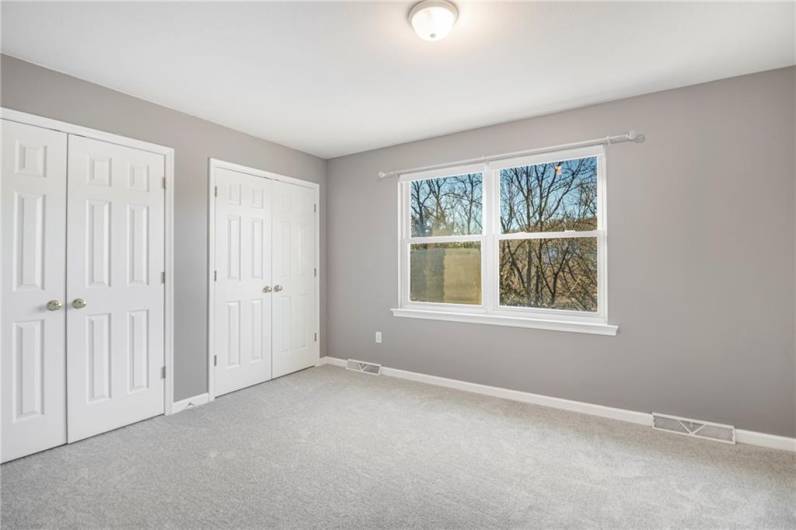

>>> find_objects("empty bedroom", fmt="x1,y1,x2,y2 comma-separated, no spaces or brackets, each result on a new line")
0,1,794,528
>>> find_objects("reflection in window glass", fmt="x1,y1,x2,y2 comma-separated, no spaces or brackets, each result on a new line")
500,238,597,311
410,242,481,304
410,173,483,236
500,157,597,233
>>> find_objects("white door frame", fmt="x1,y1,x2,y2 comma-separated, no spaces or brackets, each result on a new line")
207,158,320,400
0,108,177,414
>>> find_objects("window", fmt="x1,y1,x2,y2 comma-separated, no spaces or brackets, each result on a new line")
394,146,616,335
407,169,484,305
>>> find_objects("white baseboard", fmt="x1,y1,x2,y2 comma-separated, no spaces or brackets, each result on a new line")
317,356,795,453
317,356,346,368
380,364,651,425
168,392,211,415
735,429,796,452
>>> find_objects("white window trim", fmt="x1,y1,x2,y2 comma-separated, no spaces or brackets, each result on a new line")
392,145,617,336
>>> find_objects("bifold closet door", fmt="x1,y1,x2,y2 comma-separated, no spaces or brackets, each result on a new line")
65,135,165,442
213,168,273,396
1,120,68,463
272,181,317,378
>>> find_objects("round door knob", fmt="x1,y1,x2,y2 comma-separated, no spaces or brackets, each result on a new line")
263,286,272,293
46,300,63,311
273,285,283,292
72,298,87,309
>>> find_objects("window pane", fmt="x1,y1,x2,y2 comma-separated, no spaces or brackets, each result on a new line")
500,156,597,233
410,243,481,304
410,173,483,236
500,238,597,311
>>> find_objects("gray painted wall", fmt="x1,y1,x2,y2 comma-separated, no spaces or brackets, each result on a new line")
2,54,793,438
0,54,327,401
327,67,796,437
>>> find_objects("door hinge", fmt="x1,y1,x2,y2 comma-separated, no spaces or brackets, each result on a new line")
162,177,166,189
214,185,218,198
314,203,317,213
214,355,218,367
314,332,318,342
161,271,166,284
161,366,166,379
213,270,218,281
314,267,317,278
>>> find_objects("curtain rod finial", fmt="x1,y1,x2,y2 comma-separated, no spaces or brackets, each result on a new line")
627,130,646,143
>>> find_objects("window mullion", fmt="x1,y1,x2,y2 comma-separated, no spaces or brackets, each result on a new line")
485,164,499,313
399,182,409,308
480,167,490,312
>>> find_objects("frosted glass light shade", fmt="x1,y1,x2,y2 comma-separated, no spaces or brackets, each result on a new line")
409,0,458,42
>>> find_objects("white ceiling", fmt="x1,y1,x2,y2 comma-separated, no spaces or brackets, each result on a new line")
2,2,794,159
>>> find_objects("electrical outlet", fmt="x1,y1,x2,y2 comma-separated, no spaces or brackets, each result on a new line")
375,331,382,344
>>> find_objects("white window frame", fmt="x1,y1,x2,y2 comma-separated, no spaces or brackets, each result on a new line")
392,145,617,336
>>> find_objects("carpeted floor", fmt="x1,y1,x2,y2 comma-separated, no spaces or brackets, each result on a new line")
1,365,794,529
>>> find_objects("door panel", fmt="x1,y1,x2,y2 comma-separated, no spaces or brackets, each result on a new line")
213,168,272,396
66,135,165,442
1,120,67,462
272,181,318,378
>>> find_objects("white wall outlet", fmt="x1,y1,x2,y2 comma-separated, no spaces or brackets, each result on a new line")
375,331,382,344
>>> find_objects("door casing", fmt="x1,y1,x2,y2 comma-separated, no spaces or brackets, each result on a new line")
0,108,177,425
207,158,320,400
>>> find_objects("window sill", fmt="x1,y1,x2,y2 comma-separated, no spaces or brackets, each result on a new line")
390,308,618,336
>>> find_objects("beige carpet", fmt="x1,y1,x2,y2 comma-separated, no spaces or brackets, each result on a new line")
2,365,794,528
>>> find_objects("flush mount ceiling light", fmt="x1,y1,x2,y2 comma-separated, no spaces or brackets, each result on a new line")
408,0,458,42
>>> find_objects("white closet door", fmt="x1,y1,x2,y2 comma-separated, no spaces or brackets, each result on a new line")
66,135,165,442
1,120,67,462
213,168,273,396
272,181,318,378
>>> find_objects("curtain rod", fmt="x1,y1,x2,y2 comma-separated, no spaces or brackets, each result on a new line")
377,130,645,179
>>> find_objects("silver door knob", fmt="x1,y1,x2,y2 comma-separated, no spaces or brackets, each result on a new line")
46,300,63,311
72,298,87,309
263,286,272,293
273,285,283,292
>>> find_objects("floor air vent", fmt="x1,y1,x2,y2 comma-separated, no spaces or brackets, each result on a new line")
346,359,381,375
652,412,735,444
